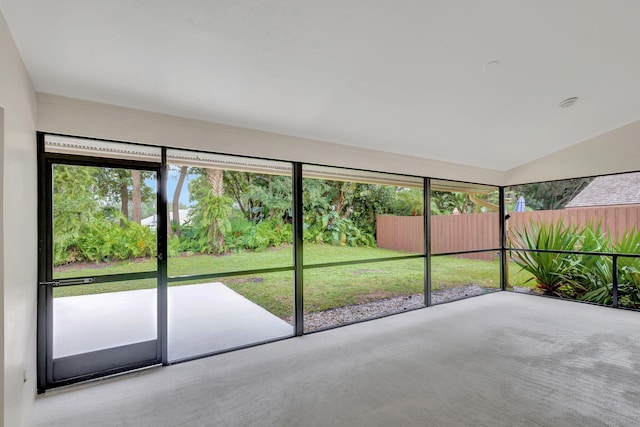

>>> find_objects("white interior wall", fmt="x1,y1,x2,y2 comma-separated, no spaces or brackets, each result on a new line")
0,9,38,427
504,119,640,185
0,104,4,426
36,93,504,186
38,93,640,189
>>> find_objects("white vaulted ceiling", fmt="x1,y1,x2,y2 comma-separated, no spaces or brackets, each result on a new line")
2,0,640,171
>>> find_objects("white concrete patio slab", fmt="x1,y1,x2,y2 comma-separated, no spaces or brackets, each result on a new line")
53,283,293,361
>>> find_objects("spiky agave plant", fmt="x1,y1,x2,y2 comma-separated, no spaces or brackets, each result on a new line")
570,224,612,300
583,228,640,307
510,221,582,297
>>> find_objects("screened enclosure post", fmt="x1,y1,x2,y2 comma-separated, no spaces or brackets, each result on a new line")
424,177,432,306
36,132,49,392
158,149,169,364
499,187,508,291
293,162,304,336
612,255,619,308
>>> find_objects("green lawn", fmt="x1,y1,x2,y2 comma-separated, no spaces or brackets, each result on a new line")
53,244,534,318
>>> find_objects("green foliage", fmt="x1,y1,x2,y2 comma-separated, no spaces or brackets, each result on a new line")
302,179,401,247
53,165,99,239
511,221,640,308
54,162,428,263
55,217,156,265
348,184,400,236
187,171,233,254
566,226,612,300
303,208,375,247
175,225,211,254
167,235,180,257
396,188,424,216
581,229,640,307
228,217,292,251
510,221,582,296
430,191,471,214
179,194,232,254
224,171,293,222
508,178,592,210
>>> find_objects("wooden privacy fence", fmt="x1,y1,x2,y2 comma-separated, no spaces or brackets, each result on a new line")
377,204,640,261
376,213,499,260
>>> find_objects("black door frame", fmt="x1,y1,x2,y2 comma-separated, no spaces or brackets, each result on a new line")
37,134,168,391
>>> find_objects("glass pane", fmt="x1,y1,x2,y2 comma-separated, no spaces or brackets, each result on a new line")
166,150,293,276
168,271,294,361
303,165,424,264
617,256,640,309
431,252,500,304
303,259,424,332
430,179,500,253
53,279,157,359
52,164,157,278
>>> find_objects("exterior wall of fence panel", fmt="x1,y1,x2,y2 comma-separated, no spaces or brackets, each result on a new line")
508,205,640,246
431,213,499,259
376,215,424,253
378,205,640,259
377,214,498,260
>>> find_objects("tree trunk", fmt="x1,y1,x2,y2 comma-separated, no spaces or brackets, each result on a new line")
131,170,142,224
206,168,226,251
207,168,224,197
120,181,129,227
172,166,188,237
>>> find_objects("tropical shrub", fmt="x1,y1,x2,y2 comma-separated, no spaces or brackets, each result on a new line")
228,217,292,251
186,194,233,254
54,217,156,265
582,229,640,307
510,221,582,296
512,221,640,307
303,209,375,247
566,225,612,300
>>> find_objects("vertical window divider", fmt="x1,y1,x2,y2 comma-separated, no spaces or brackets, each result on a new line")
612,254,619,308
36,132,49,393
424,177,432,306
499,187,508,291
293,162,304,335
158,148,169,364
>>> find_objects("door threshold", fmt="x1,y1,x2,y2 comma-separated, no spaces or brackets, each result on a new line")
39,363,163,396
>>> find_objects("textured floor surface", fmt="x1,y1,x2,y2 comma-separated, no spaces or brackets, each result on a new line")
31,292,640,426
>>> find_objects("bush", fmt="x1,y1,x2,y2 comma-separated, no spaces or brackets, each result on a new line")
54,218,156,265
511,221,640,307
227,218,292,251
303,210,375,247
581,229,640,307
510,221,582,297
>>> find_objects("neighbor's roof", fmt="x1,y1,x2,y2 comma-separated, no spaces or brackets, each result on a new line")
565,173,640,208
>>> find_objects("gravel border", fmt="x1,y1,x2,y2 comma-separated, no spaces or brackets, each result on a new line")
295,284,499,332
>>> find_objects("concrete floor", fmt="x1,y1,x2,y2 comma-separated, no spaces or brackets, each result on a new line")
32,292,640,426
54,283,293,361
